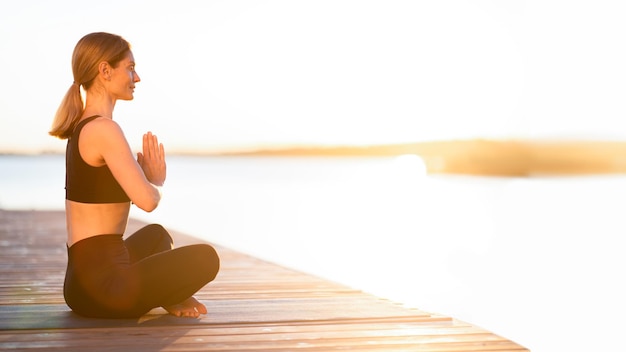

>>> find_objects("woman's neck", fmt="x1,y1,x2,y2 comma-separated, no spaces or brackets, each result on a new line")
83,92,116,120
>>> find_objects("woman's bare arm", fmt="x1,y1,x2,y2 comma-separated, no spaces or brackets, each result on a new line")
80,118,164,212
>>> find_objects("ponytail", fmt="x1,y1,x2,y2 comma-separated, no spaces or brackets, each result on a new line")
49,32,131,140
49,82,83,139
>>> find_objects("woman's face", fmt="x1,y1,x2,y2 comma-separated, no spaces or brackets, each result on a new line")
109,51,141,101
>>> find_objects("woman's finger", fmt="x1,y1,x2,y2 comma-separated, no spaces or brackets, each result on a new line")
137,152,143,165
159,142,165,161
143,133,150,159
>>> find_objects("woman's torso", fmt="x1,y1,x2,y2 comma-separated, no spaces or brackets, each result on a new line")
65,116,131,247
65,201,130,247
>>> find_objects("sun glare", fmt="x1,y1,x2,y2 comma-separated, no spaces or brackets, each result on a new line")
392,154,428,177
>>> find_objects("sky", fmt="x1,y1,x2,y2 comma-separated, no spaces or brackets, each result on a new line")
1,0,626,154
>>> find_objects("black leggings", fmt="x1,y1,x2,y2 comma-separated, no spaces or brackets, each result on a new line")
64,224,220,318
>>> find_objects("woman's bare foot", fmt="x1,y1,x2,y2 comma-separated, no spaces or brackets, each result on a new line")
164,297,207,318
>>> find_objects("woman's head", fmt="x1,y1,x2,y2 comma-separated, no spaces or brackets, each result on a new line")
49,32,132,139
72,32,131,90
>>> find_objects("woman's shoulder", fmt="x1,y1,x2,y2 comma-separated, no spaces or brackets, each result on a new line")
85,116,122,129
82,117,125,140
79,117,129,162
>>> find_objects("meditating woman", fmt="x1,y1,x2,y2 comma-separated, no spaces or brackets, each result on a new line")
49,32,220,318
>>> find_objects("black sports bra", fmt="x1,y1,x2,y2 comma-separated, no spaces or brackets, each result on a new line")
65,115,130,203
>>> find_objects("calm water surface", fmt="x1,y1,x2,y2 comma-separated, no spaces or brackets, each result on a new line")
1,154,625,352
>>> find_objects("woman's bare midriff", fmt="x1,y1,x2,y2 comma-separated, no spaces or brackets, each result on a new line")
66,200,131,247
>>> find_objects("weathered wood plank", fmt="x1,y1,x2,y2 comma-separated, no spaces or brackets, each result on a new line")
0,210,528,351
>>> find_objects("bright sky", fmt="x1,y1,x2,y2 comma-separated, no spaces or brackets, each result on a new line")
1,0,626,153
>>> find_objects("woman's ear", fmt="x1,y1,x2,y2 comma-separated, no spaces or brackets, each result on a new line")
98,61,112,81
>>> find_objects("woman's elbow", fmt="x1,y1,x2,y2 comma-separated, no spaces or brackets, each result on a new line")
133,191,161,212
135,198,159,213
139,200,159,212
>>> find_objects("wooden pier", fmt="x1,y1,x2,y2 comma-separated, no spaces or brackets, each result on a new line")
0,210,527,351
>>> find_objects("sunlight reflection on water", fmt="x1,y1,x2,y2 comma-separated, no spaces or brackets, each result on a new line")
131,156,626,352
2,155,625,352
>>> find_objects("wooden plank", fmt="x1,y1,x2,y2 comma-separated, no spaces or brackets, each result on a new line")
0,301,441,330
0,333,526,352
0,210,528,351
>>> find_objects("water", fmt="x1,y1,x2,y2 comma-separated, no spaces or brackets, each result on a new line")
2,154,625,352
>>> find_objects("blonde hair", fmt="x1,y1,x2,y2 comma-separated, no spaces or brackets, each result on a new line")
49,32,131,139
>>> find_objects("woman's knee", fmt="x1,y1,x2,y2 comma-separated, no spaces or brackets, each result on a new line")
145,224,173,248
195,244,220,281
143,223,167,235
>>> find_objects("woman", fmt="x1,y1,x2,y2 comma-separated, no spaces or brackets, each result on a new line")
49,32,220,318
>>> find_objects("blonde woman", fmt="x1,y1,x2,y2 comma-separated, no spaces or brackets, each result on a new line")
50,32,219,318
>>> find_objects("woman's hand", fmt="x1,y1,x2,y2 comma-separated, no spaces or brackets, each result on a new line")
137,132,166,186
